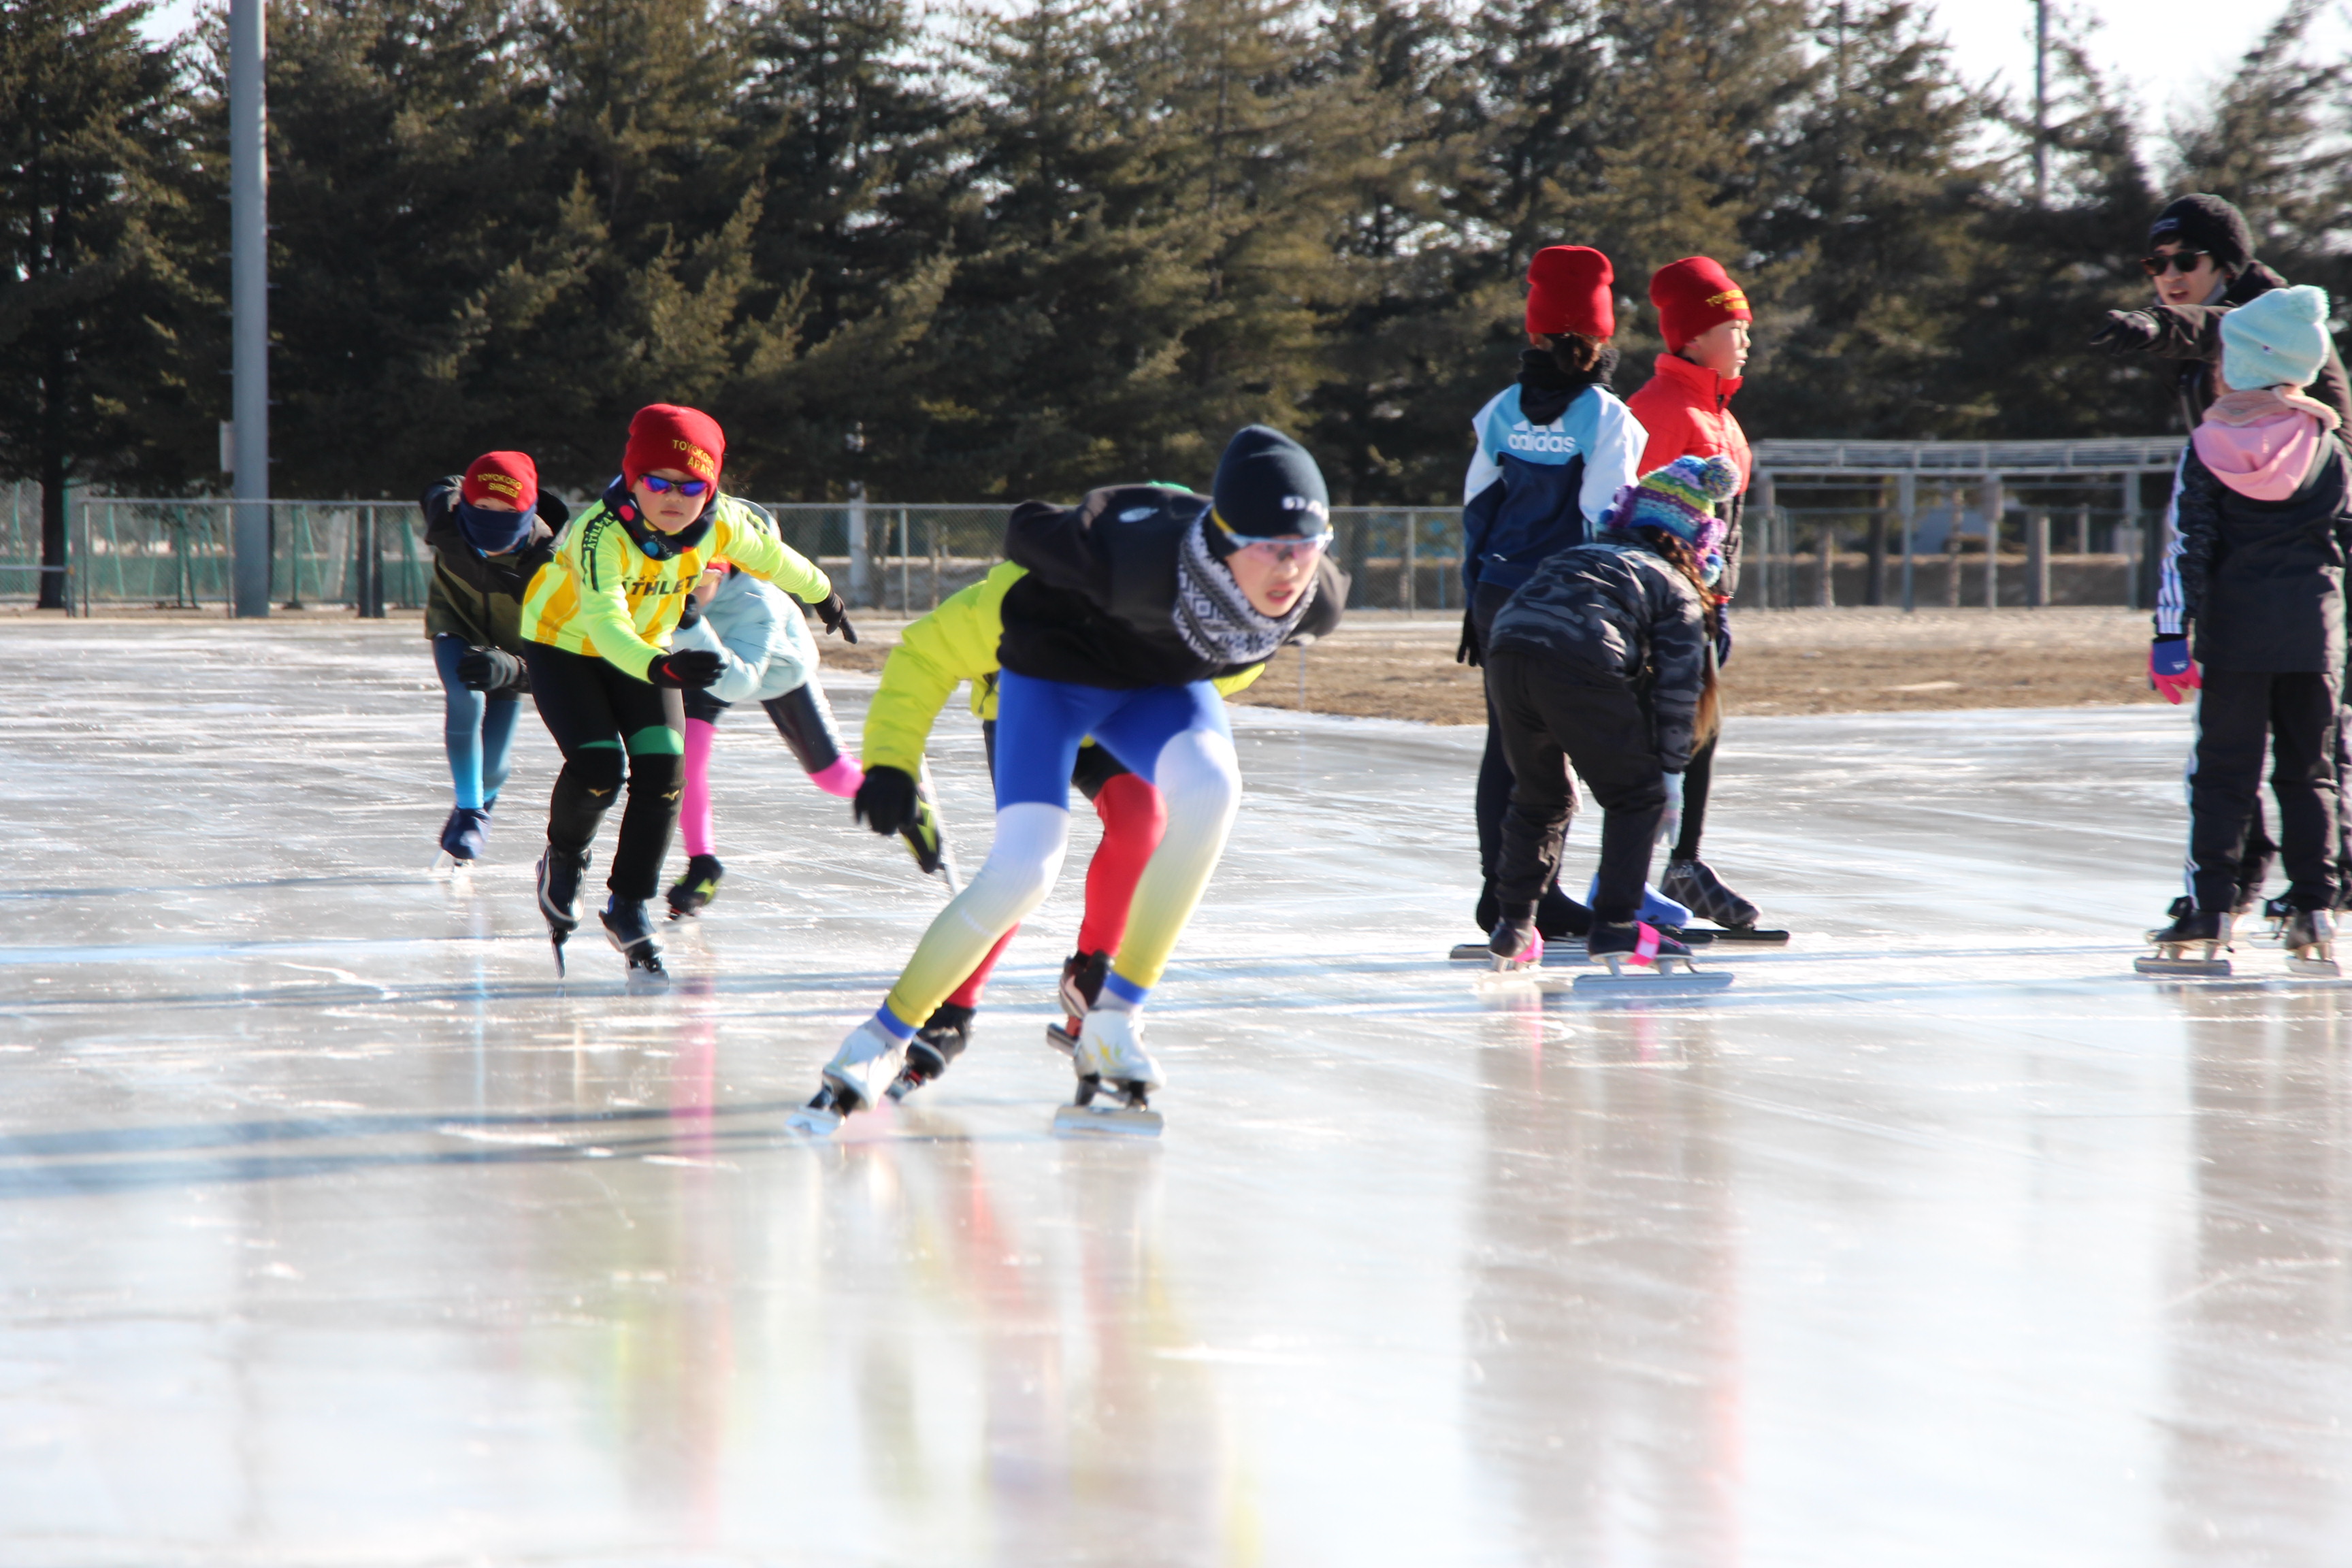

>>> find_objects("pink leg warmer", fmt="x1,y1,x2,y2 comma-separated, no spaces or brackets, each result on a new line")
808,755,864,798
681,717,717,858
1077,773,1167,957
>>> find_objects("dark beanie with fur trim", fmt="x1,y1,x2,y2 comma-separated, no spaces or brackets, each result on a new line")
2149,194,2253,274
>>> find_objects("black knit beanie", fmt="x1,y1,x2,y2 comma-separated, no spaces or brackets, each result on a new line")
2149,194,2253,273
1208,425,1329,551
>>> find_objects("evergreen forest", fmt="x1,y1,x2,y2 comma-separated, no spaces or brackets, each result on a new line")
8,0,2352,508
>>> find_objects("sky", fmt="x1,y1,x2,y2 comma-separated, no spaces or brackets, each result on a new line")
139,0,2346,153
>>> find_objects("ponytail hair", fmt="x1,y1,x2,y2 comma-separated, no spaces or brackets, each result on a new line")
1638,526,1723,747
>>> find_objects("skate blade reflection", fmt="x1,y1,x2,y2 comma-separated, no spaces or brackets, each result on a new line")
1053,1103,1163,1138
1571,970,1735,995
784,1106,843,1137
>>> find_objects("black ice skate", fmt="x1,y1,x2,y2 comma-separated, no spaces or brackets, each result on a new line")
599,898,668,981
1456,883,1592,961
1573,920,1734,994
1047,950,1111,1052
2281,906,2340,978
2135,900,2232,978
434,806,491,873
889,1004,973,1102
1660,858,1786,943
1487,910,1544,973
666,854,725,919
538,847,590,975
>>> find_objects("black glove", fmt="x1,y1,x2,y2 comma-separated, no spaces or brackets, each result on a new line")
2090,310,2159,354
1714,605,1733,669
676,594,704,632
1455,604,1482,668
455,645,524,691
644,649,723,689
815,590,859,644
853,765,919,837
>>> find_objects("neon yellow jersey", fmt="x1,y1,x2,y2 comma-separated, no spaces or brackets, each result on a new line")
520,492,831,681
863,560,1265,777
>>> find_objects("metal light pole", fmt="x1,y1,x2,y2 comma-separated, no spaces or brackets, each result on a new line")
2032,0,2049,208
229,0,270,617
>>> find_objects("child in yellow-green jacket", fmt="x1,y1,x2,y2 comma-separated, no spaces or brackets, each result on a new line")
518,403,855,977
849,559,1267,1100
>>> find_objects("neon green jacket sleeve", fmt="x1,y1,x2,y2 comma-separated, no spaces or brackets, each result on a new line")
713,499,832,604
862,561,1026,777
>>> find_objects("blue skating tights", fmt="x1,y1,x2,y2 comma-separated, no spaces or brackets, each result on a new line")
432,633,522,810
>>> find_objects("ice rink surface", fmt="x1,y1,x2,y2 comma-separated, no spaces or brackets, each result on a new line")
5,620,2350,1567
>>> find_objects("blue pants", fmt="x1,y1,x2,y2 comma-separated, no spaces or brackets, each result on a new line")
991,670,1230,808
432,634,522,810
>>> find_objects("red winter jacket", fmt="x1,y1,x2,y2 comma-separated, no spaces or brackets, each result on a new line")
1627,353,1752,598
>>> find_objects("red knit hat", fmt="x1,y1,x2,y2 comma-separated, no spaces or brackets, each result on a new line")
461,451,537,512
1526,246,1615,339
623,404,725,490
1650,257,1751,352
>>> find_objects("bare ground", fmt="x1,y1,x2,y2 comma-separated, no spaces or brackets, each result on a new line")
12,602,2161,722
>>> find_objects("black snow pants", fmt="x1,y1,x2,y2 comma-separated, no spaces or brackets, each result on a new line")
2187,667,2340,915
524,642,686,902
1484,648,1669,925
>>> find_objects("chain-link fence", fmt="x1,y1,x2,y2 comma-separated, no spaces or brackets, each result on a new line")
2,489,1475,615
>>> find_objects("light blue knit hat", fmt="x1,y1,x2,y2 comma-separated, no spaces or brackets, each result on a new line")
2221,284,2332,391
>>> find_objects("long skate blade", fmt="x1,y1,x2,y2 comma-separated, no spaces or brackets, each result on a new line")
1571,970,1735,995
1053,1102,1163,1137
2134,956,2232,978
1697,926,1791,945
1451,941,1590,966
2285,956,2343,978
784,1106,843,1137
1045,1022,1079,1054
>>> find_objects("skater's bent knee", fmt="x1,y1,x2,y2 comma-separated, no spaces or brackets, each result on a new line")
964,803,1071,915
1153,730,1241,815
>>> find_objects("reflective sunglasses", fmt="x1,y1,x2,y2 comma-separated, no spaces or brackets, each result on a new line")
1231,534,1330,566
640,473,712,497
2140,249,2212,278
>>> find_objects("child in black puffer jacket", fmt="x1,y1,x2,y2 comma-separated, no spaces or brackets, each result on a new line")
2144,285,2352,973
1482,455,1739,972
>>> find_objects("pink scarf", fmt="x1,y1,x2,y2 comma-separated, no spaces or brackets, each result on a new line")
2192,389,2338,500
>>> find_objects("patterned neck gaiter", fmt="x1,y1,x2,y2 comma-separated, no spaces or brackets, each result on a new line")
1172,513,1317,667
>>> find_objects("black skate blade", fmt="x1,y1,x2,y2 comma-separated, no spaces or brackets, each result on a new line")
2134,956,2232,978
1053,1102,1162,1137
1045,1022,1079,1054
1693,926,1790,945
1572,969,1735,995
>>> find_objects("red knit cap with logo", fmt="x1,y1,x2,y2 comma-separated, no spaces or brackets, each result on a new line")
1525,246,1615,339
461,451,538,512
623,404,725,491
1650,257,1752,352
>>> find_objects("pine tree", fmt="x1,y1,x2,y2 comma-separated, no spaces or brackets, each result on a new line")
0,0,196,604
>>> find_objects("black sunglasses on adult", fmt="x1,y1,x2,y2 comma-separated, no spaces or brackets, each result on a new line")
2140,250,2212,278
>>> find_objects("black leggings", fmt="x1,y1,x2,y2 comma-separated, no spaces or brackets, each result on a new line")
1673,732,1716,862
523,642,686,902
2187,668,2339,913
1484,649,1669,924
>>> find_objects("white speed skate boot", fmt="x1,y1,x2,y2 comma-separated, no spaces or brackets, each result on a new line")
788,1018,906,1134
1056,1009,1164,1137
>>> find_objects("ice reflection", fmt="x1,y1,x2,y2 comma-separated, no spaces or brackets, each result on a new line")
2166,987,2352,1563
1469,1006,1740,1565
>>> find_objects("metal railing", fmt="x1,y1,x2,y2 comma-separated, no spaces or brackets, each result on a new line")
0,483,2170,617
1,489,1475,615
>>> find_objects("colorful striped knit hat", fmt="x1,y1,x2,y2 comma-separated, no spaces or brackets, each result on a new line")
1603,455,1742,578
